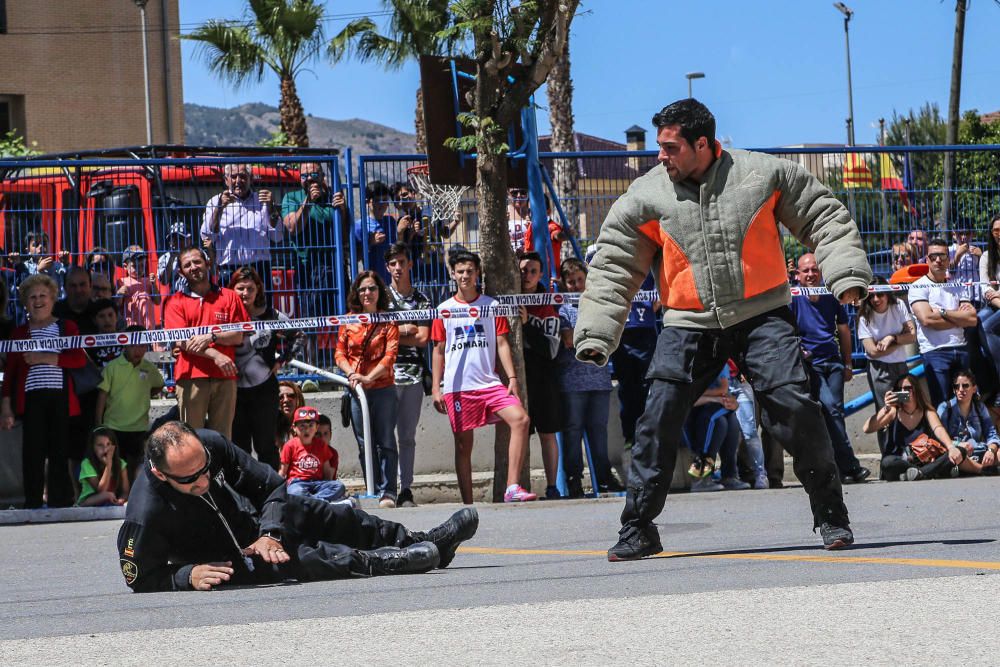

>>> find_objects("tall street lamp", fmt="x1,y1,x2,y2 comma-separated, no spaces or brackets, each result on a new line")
134,0,153,145
685,72,705,99
834,2,855,146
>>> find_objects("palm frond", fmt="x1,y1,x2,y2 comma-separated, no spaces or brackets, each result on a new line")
182,20,268,87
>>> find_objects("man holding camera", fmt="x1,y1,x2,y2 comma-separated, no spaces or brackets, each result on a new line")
281,163,348,320
201,164,283,291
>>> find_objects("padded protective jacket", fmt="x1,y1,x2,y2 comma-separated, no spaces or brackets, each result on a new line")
574,146,872,364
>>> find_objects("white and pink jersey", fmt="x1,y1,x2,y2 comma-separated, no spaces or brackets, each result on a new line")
431,293,511,395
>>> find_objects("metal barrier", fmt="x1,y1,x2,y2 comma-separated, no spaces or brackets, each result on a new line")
1,144,997,383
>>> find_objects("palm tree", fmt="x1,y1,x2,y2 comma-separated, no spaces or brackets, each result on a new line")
545,29,578,250
183,0,326,147
328,0,464,152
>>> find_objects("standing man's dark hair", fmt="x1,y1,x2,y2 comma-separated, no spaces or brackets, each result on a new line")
651,99,716,149
366,180,393,202
384,242,412,263
448,250,481,271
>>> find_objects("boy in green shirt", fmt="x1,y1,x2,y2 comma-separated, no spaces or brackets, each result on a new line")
95,325,165,482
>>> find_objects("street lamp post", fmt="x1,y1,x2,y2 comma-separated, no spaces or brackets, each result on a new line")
134,0,153,145
685,72,705,99
834,2,855,146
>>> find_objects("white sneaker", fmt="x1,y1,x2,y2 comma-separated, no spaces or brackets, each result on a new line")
720,477,751,491
379,495,396,509
690,478,724,493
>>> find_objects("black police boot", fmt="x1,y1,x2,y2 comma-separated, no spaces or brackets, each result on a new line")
819,522,854,550
607,523,662,562
411,508,479,569
364,541,440,575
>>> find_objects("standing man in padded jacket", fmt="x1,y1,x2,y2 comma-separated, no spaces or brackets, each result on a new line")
574,99,873,559
117,421,478,592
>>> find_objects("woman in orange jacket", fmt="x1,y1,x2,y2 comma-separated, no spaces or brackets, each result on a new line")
335,271,400,508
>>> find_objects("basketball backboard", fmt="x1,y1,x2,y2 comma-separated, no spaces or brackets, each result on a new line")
419,55,528,188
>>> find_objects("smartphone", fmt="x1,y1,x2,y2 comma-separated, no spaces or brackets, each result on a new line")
891,390,910,403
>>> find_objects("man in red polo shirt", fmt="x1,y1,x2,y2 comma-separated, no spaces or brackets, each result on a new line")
164,247,249,438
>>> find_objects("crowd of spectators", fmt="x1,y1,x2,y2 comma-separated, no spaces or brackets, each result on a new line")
5,157,1000,509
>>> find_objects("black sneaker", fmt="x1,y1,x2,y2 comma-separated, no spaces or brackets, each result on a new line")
365,541,440,575
412,508,479,569
819,523,854,550
567,478,585,499
841,467,872,484
398,488,417,508
599,477,626,493
607,524,662,562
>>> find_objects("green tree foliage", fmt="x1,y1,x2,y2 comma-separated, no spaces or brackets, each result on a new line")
183,0,325,147
0,130,39,157
929,110,1000,229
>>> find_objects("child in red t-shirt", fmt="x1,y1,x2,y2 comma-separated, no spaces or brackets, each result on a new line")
280,406,347,503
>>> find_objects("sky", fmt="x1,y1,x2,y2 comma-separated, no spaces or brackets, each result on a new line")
179,0,1000,149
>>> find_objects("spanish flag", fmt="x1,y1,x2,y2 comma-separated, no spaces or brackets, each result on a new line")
842,153,873,189
879,153,912,212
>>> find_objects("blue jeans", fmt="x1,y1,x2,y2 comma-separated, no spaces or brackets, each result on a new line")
561,390,613,485
287,479,347,503
610,327,656,442
921,346,971,407
684,405,741,478
350,385,399,499
807,358,862,475
729,376,766,475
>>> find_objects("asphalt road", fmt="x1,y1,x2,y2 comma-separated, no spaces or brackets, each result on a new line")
2,477,1000,664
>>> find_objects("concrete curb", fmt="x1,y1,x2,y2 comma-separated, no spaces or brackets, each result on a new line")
0,505,126,526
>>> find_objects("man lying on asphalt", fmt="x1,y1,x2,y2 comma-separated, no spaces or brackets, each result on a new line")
117,421,478,592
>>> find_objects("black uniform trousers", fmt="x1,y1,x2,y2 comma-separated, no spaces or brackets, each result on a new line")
232,498,416,584
621,307,849,531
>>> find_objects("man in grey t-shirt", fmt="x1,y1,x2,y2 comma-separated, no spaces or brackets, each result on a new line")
385,243,431,507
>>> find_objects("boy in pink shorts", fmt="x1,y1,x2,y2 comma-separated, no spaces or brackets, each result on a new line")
431,250,534,504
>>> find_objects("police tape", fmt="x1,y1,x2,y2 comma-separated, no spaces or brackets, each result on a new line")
789,281,991,296
0,283,983,353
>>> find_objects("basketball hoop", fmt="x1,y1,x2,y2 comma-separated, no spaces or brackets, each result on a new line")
407,163,468,225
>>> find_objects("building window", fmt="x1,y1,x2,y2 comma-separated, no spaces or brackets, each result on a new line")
0,1,7,34
0,102,9,134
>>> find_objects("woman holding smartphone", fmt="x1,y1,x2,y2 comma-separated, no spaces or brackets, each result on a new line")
864,374,980,481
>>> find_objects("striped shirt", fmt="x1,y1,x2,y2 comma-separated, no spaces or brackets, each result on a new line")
24,322,64,392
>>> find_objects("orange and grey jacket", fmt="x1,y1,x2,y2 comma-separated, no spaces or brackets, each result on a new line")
574,147,872,365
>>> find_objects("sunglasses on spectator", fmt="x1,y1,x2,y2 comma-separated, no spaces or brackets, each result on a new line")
156,446,212,484
357,285,379,293
509,189,526,197
953,382,973,390
300,172,323,181
927,252,949,261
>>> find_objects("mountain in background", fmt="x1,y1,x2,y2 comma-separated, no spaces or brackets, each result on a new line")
184,103,416,155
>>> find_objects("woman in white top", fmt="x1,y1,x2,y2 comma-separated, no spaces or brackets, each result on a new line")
978,215,1000,382
857,276,916,455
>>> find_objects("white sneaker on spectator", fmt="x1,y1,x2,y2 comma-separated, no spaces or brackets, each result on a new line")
754,472,770,489
720,477,751,491
690,478,724,493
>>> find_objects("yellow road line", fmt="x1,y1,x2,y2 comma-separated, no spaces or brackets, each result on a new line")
457,546,1000,571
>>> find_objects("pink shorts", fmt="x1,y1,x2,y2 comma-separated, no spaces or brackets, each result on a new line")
444,385,522,433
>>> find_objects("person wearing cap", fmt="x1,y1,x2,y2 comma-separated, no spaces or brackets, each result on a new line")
279,406,347,504
117,245,160,330
158,222,193,295
117,421,480,591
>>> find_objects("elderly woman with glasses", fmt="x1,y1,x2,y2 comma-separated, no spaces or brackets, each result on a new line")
864,374,981,481
335,270,399,508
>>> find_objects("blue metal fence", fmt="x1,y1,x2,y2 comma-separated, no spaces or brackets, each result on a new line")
0,145,997,383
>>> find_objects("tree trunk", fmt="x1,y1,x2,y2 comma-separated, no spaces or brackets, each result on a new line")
280,74,310,147
942,0,967,226
415,87,427,155
546,29,578,250
474,39,529,503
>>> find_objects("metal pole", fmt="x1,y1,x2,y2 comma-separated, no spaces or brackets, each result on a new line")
138,3,153,145
687,78,692,99
842,12,855,146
